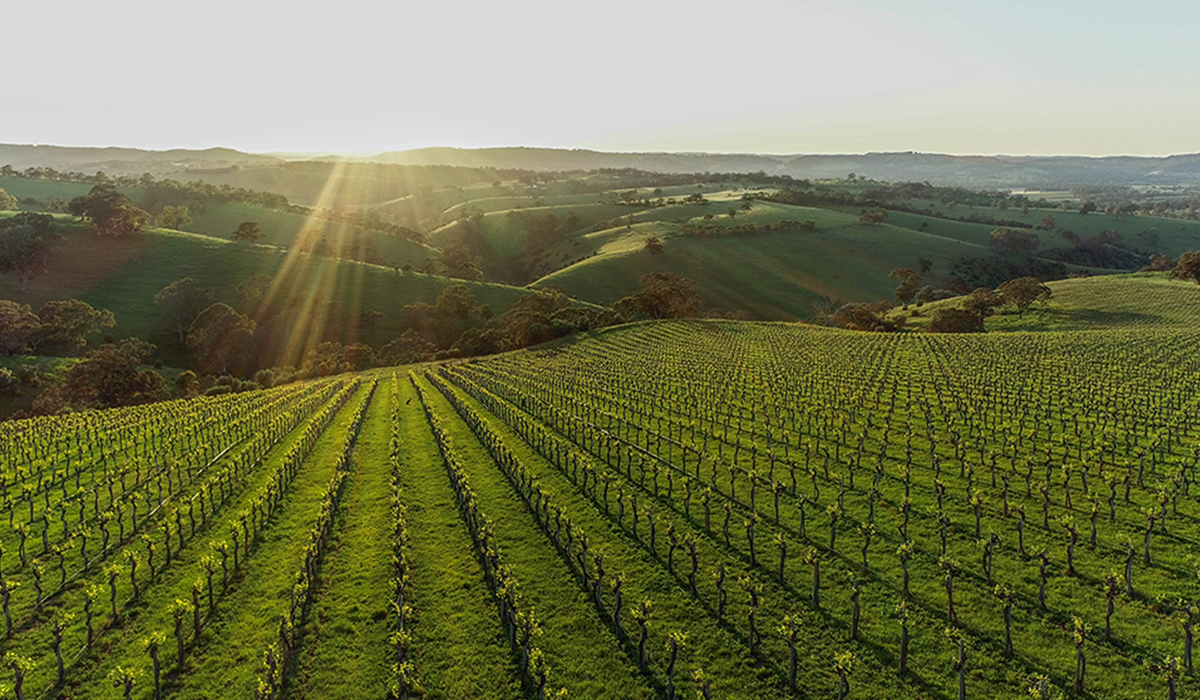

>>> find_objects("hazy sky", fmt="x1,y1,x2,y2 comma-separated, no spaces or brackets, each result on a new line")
7,0,1199,156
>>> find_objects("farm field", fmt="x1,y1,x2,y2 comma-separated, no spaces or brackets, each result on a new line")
3,275,1200,699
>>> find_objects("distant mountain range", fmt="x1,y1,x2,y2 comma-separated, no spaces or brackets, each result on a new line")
5,143,1200,187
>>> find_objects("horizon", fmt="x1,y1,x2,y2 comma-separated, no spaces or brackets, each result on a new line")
7,142,1200,161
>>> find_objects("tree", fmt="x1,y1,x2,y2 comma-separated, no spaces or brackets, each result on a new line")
613,273,702,320
1168,251,1200,285
436,285,478,320
927,308,985,333
644,236,664,255
154,205,191,231
0,214,56,292
1142,253,1177,272
997,277,1052,316
154,278,214,344
0,187,18,211
1036,215,1056,231
175,370,199,399
31,339,167,414
960,287,1004,321
890,268,920,308
858,209,886,225
378,329,436,366
827,302,897,332
230,221,264,243
990,227,1039,255
67,185,149,237
187,303,256,375
36,300,115,355
237,274,273,303
0,301,41,355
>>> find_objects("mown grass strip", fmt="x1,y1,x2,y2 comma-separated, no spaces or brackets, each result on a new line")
392,374,520,700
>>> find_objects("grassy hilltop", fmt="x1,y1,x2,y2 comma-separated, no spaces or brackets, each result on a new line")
895,273,1200,332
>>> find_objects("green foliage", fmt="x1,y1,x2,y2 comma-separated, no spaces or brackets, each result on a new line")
35,299,115,355
67,184,149,237
0,213,56,292
31,337,167,414
1168,250,1200,285
154,205,191,231
0,187,18,211
230,220,264,243
186,303,255,375
154,278,213,344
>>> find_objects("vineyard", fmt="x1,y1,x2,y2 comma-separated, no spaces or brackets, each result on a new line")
2,315,1200,699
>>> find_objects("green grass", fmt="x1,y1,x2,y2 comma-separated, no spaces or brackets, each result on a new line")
285,379,394,700
889,200,1200,257
0,175,441,270
5,273,1200,699
446,314,1200,699
0,176,97,206
0,380,340,698
895,273,1200,332
0,220,533,365
392,375,522,700
536,203,999,319
163,383,373,700
413,371,654,700
183,201,441,269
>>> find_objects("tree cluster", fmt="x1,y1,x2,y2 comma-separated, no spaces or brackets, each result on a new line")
0,299,114,356
0,213,56,292
67,185,149,237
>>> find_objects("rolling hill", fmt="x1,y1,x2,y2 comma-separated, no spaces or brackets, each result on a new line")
0,176,441,270
894,272,1200,332
10,142,1200,187
0,213,534,365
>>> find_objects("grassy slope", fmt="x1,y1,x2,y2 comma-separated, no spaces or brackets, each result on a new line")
7,272,1197,699
0,176,440,269
393,375,521,700
166,384,373,700
0,176,97,204
889,199,1200,256
535,202,1002,319
896,273,1200,332
55,382,346,698
461,317,1200,700
435,374,829,700
286,381,394,700
183,201,441,269
413,372,654,700
0,217,531,357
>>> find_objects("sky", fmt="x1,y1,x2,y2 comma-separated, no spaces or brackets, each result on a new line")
5,0,1199,157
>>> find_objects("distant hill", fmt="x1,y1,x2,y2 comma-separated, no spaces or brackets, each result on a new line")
356,147,1200,187
0,144,280,175
8,143,1200,187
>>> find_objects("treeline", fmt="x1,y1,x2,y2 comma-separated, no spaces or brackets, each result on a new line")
0,166,291,211
139,179,289,212
680,220,816,238
0,271,713,418
763,184,1053,219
